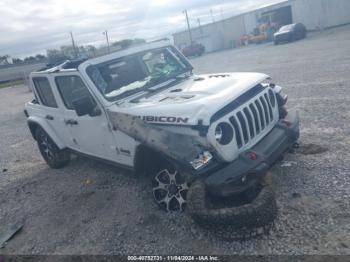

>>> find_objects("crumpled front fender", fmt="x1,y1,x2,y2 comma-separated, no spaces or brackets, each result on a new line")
108,111,206,171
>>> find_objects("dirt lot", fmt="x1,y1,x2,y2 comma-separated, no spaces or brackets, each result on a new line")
1,25,350,255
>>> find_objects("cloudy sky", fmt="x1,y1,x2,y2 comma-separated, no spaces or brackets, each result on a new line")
0,0,284,58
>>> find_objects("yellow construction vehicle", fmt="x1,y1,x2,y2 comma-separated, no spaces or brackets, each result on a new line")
250,12,279,44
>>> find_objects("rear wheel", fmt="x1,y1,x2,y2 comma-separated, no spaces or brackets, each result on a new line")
303,30,307,39
36,127,70,169
290,33,296,42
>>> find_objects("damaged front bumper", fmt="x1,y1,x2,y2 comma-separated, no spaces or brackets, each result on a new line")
203,110,300,198
108,109,299,198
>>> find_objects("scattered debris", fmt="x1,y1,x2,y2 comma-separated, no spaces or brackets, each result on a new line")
298,143,328,155
2,169,7,173
280,161,297,167
81,179,95,198
0,221,24,248
292,192,301,198
84,179,92,187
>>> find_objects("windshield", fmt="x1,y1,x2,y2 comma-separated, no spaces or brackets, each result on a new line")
86,46,191,101
279,24,295,32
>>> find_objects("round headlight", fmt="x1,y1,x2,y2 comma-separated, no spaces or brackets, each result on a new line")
268,89,276,107
215,125,223,141
215,122,234,145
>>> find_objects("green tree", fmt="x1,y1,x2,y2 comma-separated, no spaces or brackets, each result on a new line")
86,45,97,58
12,58,23,64
111,38,146,49
46,49,68,64
35,54,46,61
24,56,36,63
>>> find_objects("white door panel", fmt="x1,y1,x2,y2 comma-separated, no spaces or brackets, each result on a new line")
52,73,120,162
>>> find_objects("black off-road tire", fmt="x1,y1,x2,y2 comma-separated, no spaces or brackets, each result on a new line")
36,127,70,169
187,180,277,239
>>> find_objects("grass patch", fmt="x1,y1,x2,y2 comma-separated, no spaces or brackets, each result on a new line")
0,79,25,89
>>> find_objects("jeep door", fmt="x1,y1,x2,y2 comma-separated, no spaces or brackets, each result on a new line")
31,76,71,147
52,72,119,162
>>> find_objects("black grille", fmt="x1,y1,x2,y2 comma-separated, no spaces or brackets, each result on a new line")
226,91,275,149
229,116,243,148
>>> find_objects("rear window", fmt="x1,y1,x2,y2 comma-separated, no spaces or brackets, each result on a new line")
32,77,58,108
279,24,295,32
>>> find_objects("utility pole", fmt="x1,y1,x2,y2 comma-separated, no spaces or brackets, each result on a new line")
197,18,203,35
183,10,193,45
103,30,110,53
70,31,78,59
197,18,201,27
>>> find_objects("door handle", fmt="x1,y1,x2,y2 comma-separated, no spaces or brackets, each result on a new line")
45,115,54,120
65,119,78,125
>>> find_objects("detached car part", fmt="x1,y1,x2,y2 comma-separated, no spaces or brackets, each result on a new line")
187,178,277,239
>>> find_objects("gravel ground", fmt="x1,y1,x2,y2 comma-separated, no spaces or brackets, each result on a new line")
1,25,350,255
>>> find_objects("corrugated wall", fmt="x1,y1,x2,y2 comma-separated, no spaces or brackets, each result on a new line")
244,12,258,35
292,0,350,30
221,15,246,48
173,0,350,52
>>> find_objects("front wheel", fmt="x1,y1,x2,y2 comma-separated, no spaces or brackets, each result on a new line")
187,179,277,239
152,167,189,212
36,127,70,169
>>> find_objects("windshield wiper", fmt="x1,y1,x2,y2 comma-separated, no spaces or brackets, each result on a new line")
146,73,190,92
113,86,149,100
117,72,192,101
174,73,191,80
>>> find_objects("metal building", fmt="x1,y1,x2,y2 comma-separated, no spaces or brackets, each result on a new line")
173,0,350,53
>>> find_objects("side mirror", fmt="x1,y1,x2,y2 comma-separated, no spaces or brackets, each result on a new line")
72,95,95,116
71,88,101,117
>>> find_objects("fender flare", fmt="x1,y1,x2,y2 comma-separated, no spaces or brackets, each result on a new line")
133,144,193,181
27,116,65,149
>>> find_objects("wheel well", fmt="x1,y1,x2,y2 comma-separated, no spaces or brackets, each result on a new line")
28,121,40,140
134,145,172,177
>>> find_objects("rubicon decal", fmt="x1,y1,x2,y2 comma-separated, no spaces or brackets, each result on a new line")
141,116,189,124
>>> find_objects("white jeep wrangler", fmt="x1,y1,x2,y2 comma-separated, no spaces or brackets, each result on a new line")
25,40,299,235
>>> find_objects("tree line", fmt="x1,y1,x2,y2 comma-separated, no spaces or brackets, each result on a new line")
0,38,145,66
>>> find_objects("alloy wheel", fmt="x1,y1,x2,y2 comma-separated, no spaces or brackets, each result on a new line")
152,169,189,212
40,135,54,160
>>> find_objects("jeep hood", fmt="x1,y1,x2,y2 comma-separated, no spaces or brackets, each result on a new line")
107,72,270,126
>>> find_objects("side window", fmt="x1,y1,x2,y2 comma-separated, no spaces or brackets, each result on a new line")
55,76,95,110
32,77,58,108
